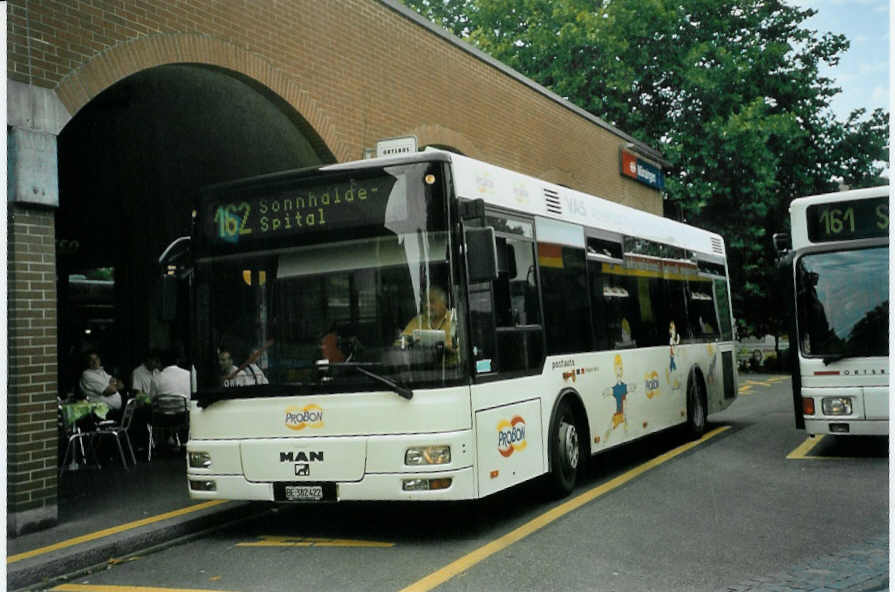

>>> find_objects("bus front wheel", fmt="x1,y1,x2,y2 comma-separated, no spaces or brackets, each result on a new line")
547,399,581,497
686,372,707,439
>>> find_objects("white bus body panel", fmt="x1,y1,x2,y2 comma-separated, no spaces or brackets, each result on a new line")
799,356,889,436
190,386,471,439
474,398,544,497
450,154,726,259
188,386,478,502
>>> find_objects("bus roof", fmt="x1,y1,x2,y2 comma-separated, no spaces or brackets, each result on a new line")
320,149,727,259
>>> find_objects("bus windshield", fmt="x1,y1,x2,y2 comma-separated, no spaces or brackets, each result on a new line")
795,246,889,359
193,162,463,397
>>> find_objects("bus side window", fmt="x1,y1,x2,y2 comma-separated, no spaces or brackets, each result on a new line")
539,243,591,355
713,279,733,341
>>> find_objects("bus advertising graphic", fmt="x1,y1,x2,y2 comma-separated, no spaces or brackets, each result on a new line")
497,416,527,457
284,404,324,431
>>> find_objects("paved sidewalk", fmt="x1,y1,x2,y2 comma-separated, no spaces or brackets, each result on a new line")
722,533,889,592
6,451,262,591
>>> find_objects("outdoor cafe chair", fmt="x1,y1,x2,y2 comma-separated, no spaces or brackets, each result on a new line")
58,397,99,476
93,397,138,470
147,394,189,462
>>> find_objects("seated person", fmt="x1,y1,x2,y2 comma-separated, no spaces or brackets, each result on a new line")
399,286,455,349
319,329,360,363
218,345,269,387
150,348,192,400
79,351,124,412
398,286,458,366
320,331,346,363
131,349,161,400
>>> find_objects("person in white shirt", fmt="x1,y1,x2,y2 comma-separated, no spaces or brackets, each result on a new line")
150,349,192,400
79,351,124,411
218,346,268,387
131,350,161,398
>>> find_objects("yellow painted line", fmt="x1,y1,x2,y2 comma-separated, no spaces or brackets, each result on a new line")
54,585,238,592
768,377,788,383
400,426,730,592
786,435,825,459
237,535,393,548
8,501,230,564
738,385,753,394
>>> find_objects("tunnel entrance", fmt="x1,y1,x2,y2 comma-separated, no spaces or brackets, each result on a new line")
56,63,334,396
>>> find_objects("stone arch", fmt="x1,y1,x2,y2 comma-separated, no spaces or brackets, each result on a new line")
54,32,348,161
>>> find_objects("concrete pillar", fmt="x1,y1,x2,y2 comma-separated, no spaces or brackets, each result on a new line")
7,80,70,536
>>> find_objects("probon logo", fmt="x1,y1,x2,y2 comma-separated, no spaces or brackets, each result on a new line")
497,415,527,457
284,404,324,431
645,371,660,399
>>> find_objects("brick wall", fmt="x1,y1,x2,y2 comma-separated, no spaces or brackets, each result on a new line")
6,0,661,213
7,205,59,532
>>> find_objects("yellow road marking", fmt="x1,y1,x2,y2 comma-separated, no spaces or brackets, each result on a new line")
54,585,238,592
237,535,393,548
8,501,230,564
786,436,826,459
768,377,788,383
400,426,730,592
738,385,753,394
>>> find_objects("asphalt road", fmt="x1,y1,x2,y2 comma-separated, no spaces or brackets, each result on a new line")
49,374,888,592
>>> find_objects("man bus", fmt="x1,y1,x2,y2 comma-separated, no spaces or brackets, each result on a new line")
778,186,889,436
172,149,738,503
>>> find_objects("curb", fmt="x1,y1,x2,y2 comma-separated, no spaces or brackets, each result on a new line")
8,501,262,591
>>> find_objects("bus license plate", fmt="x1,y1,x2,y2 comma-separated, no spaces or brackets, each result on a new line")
284,485,323,501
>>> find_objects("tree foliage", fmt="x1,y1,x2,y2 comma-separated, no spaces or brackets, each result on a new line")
403,0,889,337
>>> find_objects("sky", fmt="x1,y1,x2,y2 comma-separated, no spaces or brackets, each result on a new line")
792,0,890,122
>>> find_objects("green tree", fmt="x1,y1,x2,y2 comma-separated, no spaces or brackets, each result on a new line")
403,0,888,339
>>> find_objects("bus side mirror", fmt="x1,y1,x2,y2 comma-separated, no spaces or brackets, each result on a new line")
159,274,178,321
465,226,499,283
772,233,791,255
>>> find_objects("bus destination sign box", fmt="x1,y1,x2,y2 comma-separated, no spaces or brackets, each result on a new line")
203,174,397,246
806,196,888,243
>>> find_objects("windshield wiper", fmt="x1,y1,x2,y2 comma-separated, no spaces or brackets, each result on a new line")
320,361,413,400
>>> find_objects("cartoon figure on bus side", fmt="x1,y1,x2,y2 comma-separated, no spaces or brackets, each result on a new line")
667,321,682,391
602,354,637,442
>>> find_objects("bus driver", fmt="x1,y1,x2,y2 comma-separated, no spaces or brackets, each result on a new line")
398,286,456,356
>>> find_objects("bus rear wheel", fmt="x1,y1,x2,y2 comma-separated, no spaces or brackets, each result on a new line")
547,399,581,497
686,372,707,439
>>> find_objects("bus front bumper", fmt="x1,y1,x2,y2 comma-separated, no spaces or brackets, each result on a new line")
186,466,477,502
802,418,889,436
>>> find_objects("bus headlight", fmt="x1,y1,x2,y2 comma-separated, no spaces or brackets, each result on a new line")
822,397,853,416
189,451,212,468
405,445,451,465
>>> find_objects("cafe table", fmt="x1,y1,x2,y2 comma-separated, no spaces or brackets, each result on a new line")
60,400,111,429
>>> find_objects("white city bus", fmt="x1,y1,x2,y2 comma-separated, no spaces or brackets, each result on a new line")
178,150,738,503
781,186,889,436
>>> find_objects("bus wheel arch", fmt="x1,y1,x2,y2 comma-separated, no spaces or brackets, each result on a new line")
545,389,589,497
685,366,708,439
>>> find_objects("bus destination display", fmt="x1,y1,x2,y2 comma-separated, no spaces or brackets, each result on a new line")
806,196,888,243
203,174,397,245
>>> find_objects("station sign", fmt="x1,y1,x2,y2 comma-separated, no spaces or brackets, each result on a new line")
620,148,664,191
